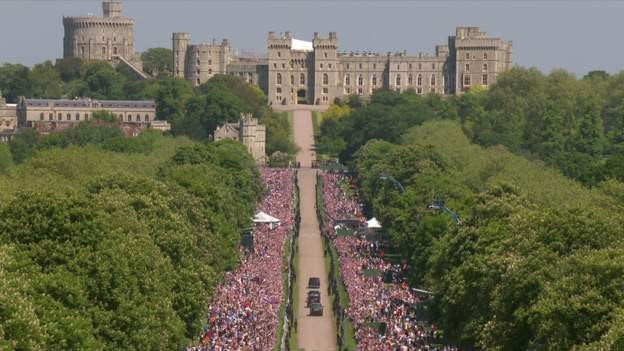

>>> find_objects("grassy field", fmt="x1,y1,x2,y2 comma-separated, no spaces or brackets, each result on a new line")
311,111,322,136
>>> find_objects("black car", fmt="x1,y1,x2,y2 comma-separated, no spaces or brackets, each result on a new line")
309,302,323,316
308,277,320,289
306,290,321,306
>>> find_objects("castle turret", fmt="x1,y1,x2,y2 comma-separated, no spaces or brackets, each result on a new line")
313,32,339,104
103,0,122,18
172,32,190,78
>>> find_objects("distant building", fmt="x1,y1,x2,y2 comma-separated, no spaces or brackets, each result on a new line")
173,27,512,104
63,0,147,78
149,120,171,132
17,97,156,133
0,92,17,142
214,113,266,164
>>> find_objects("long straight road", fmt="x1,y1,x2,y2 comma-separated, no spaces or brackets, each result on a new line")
293,109,337,351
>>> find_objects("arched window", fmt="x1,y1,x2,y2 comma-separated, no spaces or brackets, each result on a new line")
430,75,436,86
113,47,117,55
483,63,488,72
300,73,305,85
85,113,89,120
357,75,363,86
372,75,377,86
417,74,422,86
75,113,80,121
483,52,488,60
66,113,71,121
145,114,150,122
39,112,44,121
196,78,200,85
465,63,470,72
127,115,132,122
276,73,282,85
408,74,413,85
290,75,294,85
323,73,328,85
345,74,351,86
49,113,53,121
396,74,401,86
324,52,328,58
57,113,62,120
137,114,141,122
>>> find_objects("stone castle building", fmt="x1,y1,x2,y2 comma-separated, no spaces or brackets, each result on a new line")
17,98,157,135
63,0,147,78
173,27,512,105
214,113,266,164
0,92,17,142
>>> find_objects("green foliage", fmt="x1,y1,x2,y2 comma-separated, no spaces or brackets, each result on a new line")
0,63,31,103
262,112,297,157
140,48,173,77
153,78,195,122
29,61,63,99
349,119,624,350
0,132,261,350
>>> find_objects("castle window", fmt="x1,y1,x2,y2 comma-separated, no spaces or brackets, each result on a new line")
409,64,412,69
81,47,85,56
323,73,328,85
373,63,376,69
291,75,294,85
58,113,62,120
465,52,470,59
432,63,436,69
359,63,362,69
431,75,436,86
197,60,200,66
300,73,305,85
40,113,44,121
197,78,200,85
482,74,488,85
113,47,117,55
417,87,422,94
345,74,351,86
145,114,150,122
85,113,89,120
273,63,277,69
346,64,349,69
323,87,328,94
396,74,401,86
324,52,328,58
114,36,116,42
277,87,282,93
483,63,488,72
465,63,470,72
209,68,212,74
276,73,282,85
358,75,363,86
209,60,212,65
372,75,377,86
49,113,53,121
197,69,200,75
329,64,332,69
483,52,488,60
75,113,80,121
408,74,413,86
102,47,106,56
282,63,285,68
417,74,422,86
277,51,281,58
128,115,132,122
357,88,363,95
464,74,471,86
320,63,323,69
66,113,71,121
397,65,400,70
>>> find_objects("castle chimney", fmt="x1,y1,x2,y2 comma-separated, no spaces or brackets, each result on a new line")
103,0,122,18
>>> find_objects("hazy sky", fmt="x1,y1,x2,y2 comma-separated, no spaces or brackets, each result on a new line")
1,0,622,76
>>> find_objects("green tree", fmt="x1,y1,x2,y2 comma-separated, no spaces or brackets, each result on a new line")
81,61,126,99
141,48,173,77
30,61,64,98
154,78,194,122
0,63,31,102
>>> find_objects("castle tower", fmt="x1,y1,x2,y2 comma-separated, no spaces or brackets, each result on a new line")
267,31,294,105
172,32,190,78
313,32,339,105
103,0,122,18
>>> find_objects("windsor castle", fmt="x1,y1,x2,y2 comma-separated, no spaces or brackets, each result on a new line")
63,0,513,106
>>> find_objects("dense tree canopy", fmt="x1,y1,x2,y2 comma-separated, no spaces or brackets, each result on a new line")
140,47,173,77
0,122,263,350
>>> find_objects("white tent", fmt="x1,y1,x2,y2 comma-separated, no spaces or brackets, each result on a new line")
366,217,382,229
253,211,281,225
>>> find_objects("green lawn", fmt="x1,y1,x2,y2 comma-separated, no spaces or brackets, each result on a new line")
311,111,321,136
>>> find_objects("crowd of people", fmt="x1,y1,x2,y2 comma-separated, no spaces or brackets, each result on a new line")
187,168,295,351
322,172,459,351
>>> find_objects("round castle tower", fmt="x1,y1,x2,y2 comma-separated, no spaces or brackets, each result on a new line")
62,0,141,68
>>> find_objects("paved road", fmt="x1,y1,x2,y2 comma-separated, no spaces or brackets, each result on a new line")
294,110,337,351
